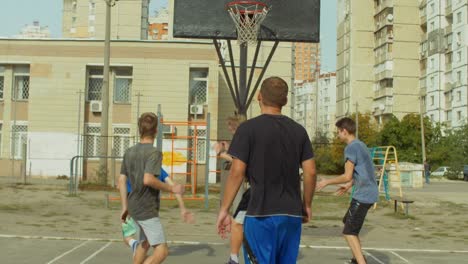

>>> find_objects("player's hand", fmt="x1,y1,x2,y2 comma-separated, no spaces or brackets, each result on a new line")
171,183,185,195
315,178,328,192
335,185,351,196
120,209,128,223
216,209,231,239
181,209,195,224
302,206,312,223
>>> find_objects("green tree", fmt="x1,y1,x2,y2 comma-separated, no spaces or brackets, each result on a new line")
378,114,434,163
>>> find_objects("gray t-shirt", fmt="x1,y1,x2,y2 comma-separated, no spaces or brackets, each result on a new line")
120,143,162,221
345,139,379,204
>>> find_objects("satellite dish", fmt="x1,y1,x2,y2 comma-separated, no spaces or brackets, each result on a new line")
379,104,385,110
387,14,394,22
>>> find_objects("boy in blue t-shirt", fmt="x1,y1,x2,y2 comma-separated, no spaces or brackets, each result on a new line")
316,117,378,264
121,168,194,254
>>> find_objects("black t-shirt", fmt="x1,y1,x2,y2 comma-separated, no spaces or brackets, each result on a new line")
227,114,314,217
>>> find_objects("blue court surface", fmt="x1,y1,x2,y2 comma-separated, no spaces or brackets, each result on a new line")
2,235,467,264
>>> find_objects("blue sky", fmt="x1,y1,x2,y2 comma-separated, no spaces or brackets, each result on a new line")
0,0,336,71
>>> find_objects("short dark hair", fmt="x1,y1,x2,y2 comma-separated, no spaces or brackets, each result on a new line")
260,76,288,108
335,117,356,135
138,112,158,138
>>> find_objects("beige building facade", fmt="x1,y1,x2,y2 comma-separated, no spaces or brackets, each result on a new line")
0,38,292,182
336,0,420,123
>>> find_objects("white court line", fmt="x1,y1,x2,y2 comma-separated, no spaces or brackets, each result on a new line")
79,242,112,264
2,234,468,254
391,251,411,263
46,241,90,264
364,251,385,264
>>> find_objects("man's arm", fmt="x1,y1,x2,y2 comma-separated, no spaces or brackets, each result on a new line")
165,177,195,223
143,173,184,194
220,158,246,212
217,158,246,239
118,174,128,222
302,158,317,222
316,160,354,191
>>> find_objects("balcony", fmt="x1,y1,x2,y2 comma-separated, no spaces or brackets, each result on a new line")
375,19,393,31
420,87,427,96
375,0,394,14
420,14,427,27
375,52,393,64
419,0,427,8
375,70,393,81
445,43,452,53
374,87,393,98
445,63,452,71
445,5,452,17
445,82,453,91
421,67,427,76
420,49,427,59
445,24,452,35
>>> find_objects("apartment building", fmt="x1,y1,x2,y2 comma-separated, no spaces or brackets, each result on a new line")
317,73,337,138
62,0,150,39
148,8,169,40
294,81,318,139
14,21,51,39
293,73,336,139
420,0,468,128
294,43,321,82
336,0,420,123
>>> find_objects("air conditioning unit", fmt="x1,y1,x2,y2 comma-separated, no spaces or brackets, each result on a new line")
190,104,203,115
162,124,177,135
90,100,102,113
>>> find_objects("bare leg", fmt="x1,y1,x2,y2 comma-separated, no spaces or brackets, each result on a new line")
143,243,169,264
344,235,366,264
133,240,150,264
230,220,244,256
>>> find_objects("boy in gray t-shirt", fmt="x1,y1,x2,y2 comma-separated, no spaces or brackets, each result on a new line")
119,112,184,264
316,117,378,264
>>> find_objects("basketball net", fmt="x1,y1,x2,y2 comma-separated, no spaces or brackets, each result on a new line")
227,1,270,45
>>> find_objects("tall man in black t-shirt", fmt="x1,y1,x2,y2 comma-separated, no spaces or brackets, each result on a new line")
216,77,317,264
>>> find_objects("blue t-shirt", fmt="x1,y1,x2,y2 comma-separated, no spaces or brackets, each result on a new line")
345,140,379,204
126,168,169,193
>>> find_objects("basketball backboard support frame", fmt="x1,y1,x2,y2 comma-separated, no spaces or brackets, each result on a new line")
173,0,320,116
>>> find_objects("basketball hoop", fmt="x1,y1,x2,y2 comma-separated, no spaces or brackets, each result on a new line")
226,1,270,45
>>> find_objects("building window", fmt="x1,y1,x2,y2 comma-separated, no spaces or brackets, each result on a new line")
430,3,435,14
430,76,435,87
456,12,462,23
87,68,103,101
0,66,4,100
431,95,435,105
457,111,462,121
430,21,435,31
113,127,131,157
13,65,30,101
430,58,435,69
84,125,101,157
457,91,462,101
457,71,462,84
114,68,132,103
456,51,461,62
430,114,434,121
446,110,452,121
189,127,207,164
189,68,208,105
11,124,28,159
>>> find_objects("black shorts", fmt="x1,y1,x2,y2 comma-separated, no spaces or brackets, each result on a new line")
342,199,372,236
233,188,250,218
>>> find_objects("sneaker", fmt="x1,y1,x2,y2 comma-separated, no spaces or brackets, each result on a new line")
226,257,239,264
